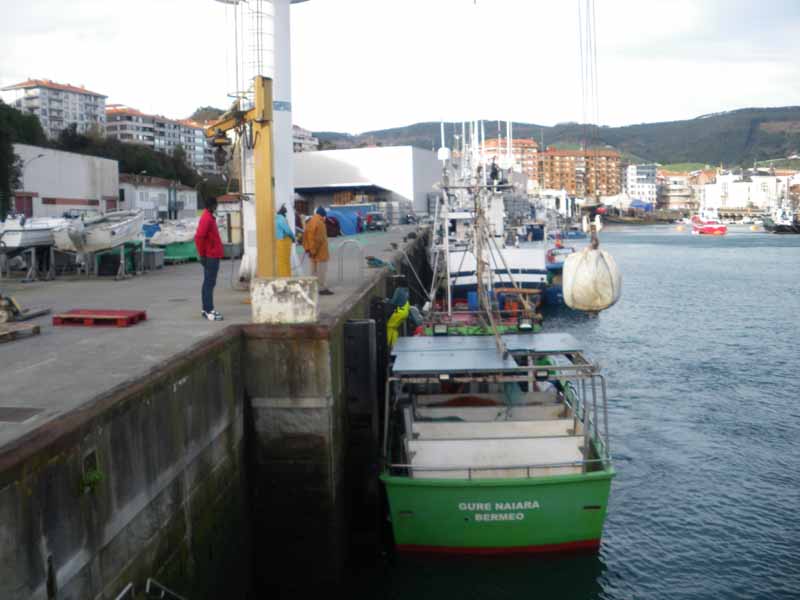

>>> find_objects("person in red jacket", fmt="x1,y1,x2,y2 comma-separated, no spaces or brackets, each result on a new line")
194,198,224,320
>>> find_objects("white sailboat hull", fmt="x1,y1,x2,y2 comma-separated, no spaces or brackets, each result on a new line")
54,211,144,253
0,228,53,248
0,217,66,248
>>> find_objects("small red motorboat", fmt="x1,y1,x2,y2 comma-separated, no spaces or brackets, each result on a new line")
691,210,727,236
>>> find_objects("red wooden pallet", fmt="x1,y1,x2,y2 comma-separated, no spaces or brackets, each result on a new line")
52,309,147,328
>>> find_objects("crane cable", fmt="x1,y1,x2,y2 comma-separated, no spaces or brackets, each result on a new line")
578,0,601,198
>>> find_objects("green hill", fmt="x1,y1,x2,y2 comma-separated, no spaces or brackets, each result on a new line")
314,106,800,167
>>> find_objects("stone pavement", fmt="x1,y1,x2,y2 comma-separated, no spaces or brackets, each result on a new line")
0,226,421,449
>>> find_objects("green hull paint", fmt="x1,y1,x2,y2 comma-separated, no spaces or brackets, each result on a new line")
381,469,614,551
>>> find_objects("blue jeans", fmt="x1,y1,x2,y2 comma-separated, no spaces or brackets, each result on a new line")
202,258,220,313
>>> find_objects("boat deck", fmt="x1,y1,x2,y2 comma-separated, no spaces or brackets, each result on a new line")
407,437,584,479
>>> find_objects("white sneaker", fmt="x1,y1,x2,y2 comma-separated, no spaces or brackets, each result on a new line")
202,311,224,321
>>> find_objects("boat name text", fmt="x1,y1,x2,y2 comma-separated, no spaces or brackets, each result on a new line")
459,500,540,521
458,501,540,512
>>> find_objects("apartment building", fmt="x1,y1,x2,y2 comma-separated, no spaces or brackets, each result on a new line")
105,105,217,174
537,148,621,197
293,125,319,152
624,164,658,206
656,172,694,210
482,138,539,182
1,79,107,139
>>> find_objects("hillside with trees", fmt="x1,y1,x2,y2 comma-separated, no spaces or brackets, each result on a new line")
315,106,800,167
189,106,225,123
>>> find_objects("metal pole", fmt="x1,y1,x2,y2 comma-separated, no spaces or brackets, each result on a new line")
382,378,392,460
253,75,277,278
527,355,534,395
582,386,591,473
601,374,610,458
442,190,452,315
486,228,531,312
591,375,599,441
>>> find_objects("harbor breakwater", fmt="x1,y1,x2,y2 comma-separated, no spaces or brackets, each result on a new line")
0,230,429,599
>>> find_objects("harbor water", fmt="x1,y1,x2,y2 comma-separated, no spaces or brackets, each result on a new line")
346,225,800,600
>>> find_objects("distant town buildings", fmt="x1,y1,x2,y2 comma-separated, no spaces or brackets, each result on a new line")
537,147,622,197
624,164,658,206
700,171,792,212
479,138,621,197
482,138,539,182
1,79,107,139
105,105,217,174
292,125,319,152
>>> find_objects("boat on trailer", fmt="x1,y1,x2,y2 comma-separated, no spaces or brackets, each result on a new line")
381,332,614,554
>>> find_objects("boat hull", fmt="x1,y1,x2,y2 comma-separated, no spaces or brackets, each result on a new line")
451,279,546,301
0,228,54,248
767,223,800,234
547,230,586,240
543,284,564,306
691,224,727,235
691,215,727,236
54,211,144,253
381,469,614,553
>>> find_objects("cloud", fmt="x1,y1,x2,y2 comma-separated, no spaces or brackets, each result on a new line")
1,0,798,133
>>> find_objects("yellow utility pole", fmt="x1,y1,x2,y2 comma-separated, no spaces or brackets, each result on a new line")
206,75,277,278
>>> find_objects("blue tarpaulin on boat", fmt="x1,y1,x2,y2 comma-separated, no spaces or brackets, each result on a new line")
325,209,361,235
629,198,654,212
142,223,161,238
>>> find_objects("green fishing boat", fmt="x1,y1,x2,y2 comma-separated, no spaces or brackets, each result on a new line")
380,333,614,554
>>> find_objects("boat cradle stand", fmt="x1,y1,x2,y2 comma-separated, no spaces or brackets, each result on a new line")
19,247,56,283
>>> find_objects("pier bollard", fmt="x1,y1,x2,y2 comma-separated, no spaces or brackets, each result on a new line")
251,276,319,324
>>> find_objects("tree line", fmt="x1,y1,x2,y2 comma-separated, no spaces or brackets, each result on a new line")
0,100,226,221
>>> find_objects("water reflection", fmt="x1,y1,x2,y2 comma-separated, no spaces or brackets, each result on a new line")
348,550,607,600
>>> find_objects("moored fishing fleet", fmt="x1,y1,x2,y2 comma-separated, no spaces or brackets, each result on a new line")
379,124,622,554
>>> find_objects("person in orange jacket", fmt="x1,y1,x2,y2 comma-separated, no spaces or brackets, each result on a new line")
194,198,224,320
303,206,333,295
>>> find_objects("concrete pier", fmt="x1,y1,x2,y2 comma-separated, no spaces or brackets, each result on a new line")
0,226,428,598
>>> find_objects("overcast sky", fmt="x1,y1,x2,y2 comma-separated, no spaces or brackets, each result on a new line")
1,0,798,134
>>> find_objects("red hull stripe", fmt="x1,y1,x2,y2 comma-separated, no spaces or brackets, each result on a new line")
397,539,601,555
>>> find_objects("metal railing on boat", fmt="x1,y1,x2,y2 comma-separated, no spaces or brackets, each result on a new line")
384,457,612,480
384,371,612,473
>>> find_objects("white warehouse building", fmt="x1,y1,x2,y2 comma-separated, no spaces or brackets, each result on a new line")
701,172,792,211
292,146,440,217
12,144,119,218
119,174,198,221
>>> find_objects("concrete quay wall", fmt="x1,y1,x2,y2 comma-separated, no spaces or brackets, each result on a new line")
243,284,385,590
243,230,429,591
0,332,249,600
0,228,429,597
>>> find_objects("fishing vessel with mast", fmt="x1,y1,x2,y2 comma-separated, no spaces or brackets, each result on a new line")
379,140,615,554
426,120,550,321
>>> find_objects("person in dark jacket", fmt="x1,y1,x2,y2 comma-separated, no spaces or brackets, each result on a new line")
194,198,224,320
